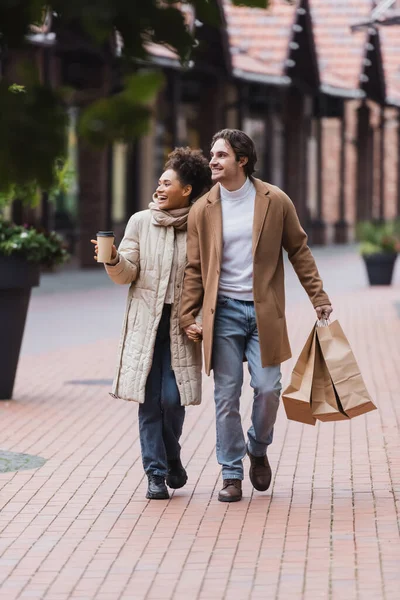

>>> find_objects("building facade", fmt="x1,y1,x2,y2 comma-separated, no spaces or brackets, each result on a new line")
3,0,400,267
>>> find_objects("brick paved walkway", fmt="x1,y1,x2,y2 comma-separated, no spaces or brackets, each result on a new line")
0,249,399,600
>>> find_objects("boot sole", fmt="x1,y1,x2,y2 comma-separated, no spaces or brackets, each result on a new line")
251,480,271,492
218,494,242,503
166,475,188,489
247,450,272,492
146,491,169,500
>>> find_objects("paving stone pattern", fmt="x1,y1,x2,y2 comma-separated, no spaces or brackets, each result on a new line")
0,249,399,600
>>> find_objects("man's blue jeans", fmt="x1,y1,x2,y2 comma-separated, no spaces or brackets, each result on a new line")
139,304,185,477
212,296,282,480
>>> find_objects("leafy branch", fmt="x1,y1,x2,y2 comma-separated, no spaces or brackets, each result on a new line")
0,0,277,204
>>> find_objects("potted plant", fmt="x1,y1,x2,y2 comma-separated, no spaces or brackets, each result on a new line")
357,220,400,286
0,216,69,400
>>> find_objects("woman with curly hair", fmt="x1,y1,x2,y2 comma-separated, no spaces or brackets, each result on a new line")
91,148,211,500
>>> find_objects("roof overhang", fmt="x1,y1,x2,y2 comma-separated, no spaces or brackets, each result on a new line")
386,96,400,107
350,0,400,31
320,83,366,100
232,68,291,86
146,55,182,70
26,33,56,46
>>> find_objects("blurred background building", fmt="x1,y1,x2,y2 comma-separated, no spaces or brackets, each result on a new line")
3,0,400,267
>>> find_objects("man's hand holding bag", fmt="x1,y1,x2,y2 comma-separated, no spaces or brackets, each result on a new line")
283,320,376,424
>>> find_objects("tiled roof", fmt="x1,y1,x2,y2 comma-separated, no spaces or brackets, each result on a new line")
379,12,400,105
310,0,370,94
145,0,400,105
223,0,296,80
223,0,371,94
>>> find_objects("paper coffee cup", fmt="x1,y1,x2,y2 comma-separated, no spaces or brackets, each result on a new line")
96,231,115,263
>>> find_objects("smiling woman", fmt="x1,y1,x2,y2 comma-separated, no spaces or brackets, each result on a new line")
156,169,192,211
92,146,211,501
156,147,212,209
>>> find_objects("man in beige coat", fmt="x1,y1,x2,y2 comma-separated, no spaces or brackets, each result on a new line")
180,129,332,502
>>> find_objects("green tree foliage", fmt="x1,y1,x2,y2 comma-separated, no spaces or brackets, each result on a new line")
78,72,165,146
0,0,273,199
0,82,68,198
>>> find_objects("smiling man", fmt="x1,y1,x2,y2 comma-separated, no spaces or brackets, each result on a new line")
180,129,332,502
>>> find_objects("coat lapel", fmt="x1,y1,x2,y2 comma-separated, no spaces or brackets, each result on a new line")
252,179,271,255
206,185,223,266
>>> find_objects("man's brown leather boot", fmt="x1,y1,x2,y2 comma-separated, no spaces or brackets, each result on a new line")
247,450,272,491
218,479,242,502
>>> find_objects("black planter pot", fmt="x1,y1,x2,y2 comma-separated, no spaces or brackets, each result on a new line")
0,256,40,400
363,253,398,286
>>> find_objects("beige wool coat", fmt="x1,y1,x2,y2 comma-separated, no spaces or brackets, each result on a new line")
180,178,331,375
105,209,202,405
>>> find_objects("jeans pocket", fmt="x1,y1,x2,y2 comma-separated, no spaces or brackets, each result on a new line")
216,295,230,307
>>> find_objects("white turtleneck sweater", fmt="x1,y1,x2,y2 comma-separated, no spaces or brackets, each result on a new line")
218,177,256,300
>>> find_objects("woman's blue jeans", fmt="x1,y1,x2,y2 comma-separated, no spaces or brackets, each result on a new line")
139,304,185,477
212,296,282,480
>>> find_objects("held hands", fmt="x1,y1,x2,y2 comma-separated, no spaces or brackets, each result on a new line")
184,323,203,343
90,239,118,263
315,304,333,320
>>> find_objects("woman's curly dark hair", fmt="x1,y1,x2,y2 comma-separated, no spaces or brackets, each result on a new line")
164,147,212,203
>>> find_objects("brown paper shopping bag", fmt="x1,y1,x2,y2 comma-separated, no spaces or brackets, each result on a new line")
316,320,376,419
282,327,317,425
311,333,349,422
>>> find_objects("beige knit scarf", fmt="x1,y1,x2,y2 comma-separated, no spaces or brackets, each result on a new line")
149,195,190,231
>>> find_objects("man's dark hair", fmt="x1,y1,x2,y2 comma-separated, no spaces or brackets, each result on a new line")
211,129,257,178
165,147,212,202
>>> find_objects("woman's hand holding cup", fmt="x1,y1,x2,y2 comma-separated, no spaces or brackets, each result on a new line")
90,232,118,263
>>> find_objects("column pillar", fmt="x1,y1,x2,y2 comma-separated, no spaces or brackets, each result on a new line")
284,87,308,226
72,55,112,267
334,105,349,243
238,83,249,131
356,102,372,222
225,84,240,131
199,78,224,154
78,142,111,267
